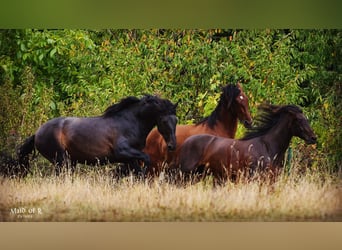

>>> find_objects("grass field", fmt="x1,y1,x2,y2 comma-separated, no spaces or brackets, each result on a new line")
1,164,341,222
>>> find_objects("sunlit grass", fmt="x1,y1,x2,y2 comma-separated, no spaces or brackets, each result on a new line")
0,164,341,221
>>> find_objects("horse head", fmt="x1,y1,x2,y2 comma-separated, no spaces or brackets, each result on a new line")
287,106,317,145
143,95,178,151
223,83,253,128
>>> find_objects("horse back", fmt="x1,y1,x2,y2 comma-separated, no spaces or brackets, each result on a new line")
35,117,115,164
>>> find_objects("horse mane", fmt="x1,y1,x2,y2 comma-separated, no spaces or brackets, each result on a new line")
196,84,241,128
241,104,302,140
103,95,176,118
155,97,177,115
102,96,141,117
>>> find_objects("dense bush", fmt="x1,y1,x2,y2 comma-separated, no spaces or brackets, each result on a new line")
0,29,340,172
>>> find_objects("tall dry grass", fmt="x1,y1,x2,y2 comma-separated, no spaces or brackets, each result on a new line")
0,166,341,221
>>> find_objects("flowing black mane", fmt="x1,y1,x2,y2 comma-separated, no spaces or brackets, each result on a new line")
103,95,176,118
147,95,177,115
103,96,141,118
196,84,241,128
241,104,302,140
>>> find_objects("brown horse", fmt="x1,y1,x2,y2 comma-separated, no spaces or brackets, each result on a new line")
143,83,253,176
17,95,178,176
179,104,317,183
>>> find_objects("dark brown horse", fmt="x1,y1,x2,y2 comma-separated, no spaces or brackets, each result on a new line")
179,104,317,183
143,83,253,176
17,95,178,176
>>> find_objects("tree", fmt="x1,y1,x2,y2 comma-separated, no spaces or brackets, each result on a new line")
0,29,340,171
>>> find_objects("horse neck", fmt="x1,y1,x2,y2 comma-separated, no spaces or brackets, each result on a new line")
214,106,238,138
260,116,293,162
137,115,158,138
123,107,158,139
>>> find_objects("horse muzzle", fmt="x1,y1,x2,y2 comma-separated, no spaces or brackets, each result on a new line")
243,119,253,129
306,135,317,145
167,143,177,151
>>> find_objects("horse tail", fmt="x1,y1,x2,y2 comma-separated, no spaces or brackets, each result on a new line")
17,134,36,176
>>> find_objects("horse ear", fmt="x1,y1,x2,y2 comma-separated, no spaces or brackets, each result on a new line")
142,94,157,104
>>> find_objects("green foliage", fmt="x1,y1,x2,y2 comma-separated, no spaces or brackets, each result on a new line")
0,29,340,171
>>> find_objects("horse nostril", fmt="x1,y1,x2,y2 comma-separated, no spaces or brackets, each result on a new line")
244,120,253,128
308,136,317,144
167,144,176,151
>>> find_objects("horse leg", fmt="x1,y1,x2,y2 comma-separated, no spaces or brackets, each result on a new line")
48,147,72,177
115,161,141,177
114,144,150,178
114,163,130,178
70,160,77,173
34,127,69,176
125,160,147,179
54,150,67,176
130,160,144,175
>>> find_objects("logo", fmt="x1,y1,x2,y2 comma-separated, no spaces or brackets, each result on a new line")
10,207,43,219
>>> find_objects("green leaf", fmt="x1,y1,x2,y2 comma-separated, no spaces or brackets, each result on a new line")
50,48,57,58
20,43,26,51
49,101,57,111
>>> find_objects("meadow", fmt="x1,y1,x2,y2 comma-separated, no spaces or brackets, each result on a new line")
1,163,341,222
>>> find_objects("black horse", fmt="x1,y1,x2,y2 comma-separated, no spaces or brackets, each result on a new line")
18,95,178,176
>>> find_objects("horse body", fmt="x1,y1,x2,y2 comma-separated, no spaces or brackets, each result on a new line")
179,104,317,182
179,135,287,180
144,83,252,176
18,95,178,176
35,116,119,165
